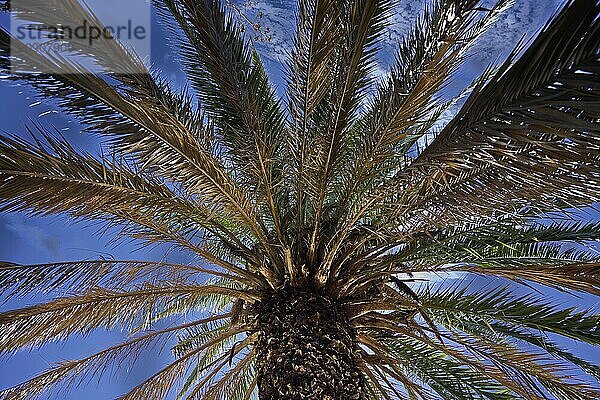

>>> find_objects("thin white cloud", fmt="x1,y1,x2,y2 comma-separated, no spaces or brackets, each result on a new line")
241,0,566,69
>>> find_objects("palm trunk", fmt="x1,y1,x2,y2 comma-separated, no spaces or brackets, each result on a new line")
253,287,367,400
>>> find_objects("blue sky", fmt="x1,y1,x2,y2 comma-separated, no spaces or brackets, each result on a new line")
0,0,598,399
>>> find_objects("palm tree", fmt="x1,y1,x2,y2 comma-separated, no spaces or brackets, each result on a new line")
0,0,599,398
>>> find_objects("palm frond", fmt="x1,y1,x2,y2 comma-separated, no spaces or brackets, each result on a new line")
370,326,596,399
157,0,288,248
0,130,214,238
0,314,231,400
0,259,244,300
366,335,515,400
451,316,600,382
420,284,600,345
0,29,273,270
454,262,600,295
189,349,255,400
398,219,600,263
117,329,250,400
172,317,233,359
286,0,343,132
444,332,600,400
302,0,392,282
386,217,600,294
278,0,339,271
339,0,511,210
0,284,257,354
389,0,600,233
316,0,513,284
0,130,266,282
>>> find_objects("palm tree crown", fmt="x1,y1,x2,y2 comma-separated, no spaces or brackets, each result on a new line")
0,0,599,399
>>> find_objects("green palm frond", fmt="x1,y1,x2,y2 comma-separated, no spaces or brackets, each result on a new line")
217,358,256,400
453,317,600,381
420,284,600,344
400,219,600,262
386,217,600,293
314,0,511,283
185,349,255,400
172,316,233,358
455,262,600,295
304,0,392,276
388,0,600,235
337,0,511,215
286,0,341,239
445,333,599,400
371,335,514,400
362,324,598,399
158,0,288,242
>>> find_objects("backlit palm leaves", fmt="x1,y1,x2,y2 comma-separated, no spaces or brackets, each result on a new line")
0,0,599,399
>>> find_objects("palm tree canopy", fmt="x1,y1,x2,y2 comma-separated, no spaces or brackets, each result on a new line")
0,0,599,399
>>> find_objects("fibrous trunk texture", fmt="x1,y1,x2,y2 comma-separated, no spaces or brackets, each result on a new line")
253,287,367,400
